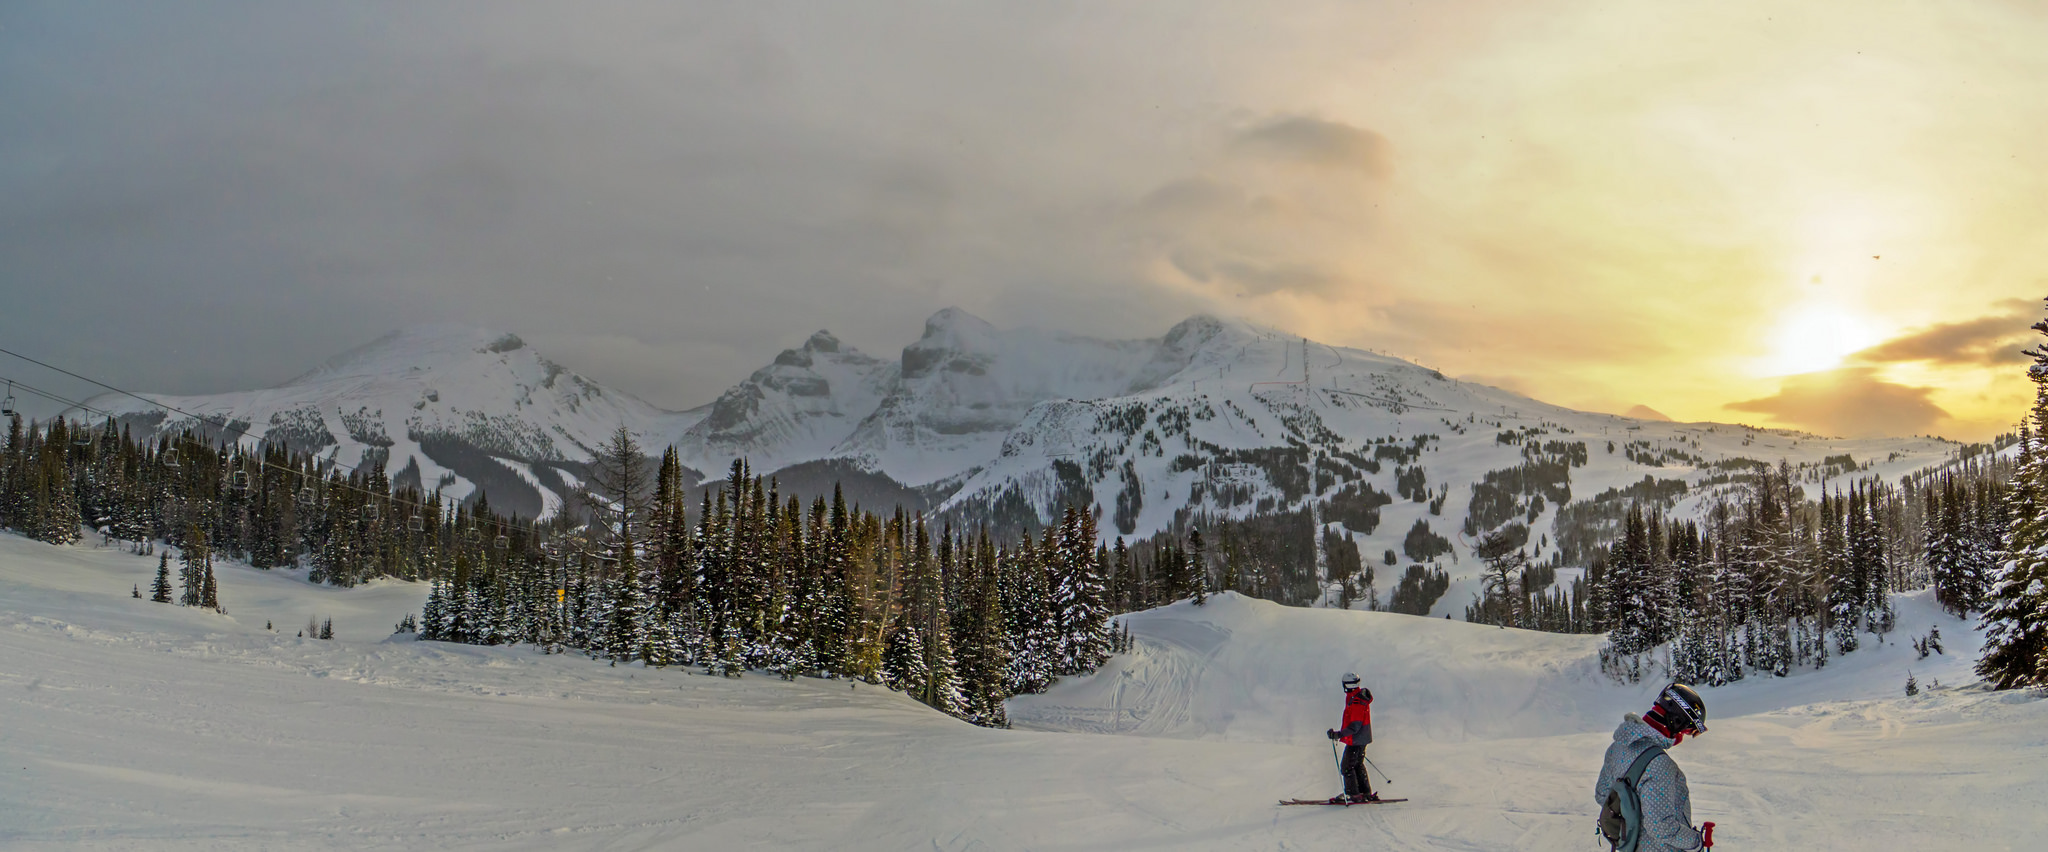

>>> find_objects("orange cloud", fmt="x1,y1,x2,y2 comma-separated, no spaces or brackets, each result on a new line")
1853,299,2037,366
1726,367,1949,438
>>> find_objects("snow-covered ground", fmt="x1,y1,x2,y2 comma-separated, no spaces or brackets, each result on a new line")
3,532,2041,850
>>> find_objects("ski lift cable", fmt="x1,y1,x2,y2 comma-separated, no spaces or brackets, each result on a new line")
0,369,555,544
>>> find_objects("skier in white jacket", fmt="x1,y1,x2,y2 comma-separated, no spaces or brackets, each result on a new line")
1595,683,1715,851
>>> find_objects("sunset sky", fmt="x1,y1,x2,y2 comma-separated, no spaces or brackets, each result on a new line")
2,1,2042,440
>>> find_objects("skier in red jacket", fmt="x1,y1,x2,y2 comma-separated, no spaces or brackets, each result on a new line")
1325,672,1378,803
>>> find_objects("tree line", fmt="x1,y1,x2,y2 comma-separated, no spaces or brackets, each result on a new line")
1453,450,2006,686
0,416,1211,726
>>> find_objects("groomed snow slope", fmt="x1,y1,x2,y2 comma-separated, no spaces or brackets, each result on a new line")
4,533,2042,850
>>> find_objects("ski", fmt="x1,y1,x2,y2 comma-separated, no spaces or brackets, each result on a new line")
1278,798,1407,806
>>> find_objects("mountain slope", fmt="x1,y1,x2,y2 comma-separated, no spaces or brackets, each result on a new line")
69,312,1963,577
673,330,897,476
75,324,706,520
5,531,2038,851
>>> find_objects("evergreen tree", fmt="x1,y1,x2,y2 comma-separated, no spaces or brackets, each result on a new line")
149,552,173,603
179,524,209,607
1980,308,2048,688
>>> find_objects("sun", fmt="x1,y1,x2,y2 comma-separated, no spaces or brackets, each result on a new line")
1758,304,1886,376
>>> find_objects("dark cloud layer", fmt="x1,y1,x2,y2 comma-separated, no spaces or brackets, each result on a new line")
1228,117,1393,177
1726,368,1950,438
1853,300,2036,366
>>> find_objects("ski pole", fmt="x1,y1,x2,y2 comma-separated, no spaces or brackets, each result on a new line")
1363,753,1393,784
1330,741,1341,773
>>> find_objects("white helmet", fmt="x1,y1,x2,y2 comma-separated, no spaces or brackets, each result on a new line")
1341,672,1360,690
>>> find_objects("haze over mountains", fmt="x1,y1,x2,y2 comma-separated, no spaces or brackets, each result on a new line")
74,309,1962,569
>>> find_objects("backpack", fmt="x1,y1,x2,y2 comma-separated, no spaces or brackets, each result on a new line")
1597,746,1666,852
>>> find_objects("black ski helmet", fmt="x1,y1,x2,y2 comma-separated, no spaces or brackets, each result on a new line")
1652,682,1708,735
1341,672,1360,691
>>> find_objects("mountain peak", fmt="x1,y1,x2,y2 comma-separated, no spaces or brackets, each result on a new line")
903,308,1001,378
287,323,527,385
804,330,841,353
1626,404,1673,422
921,307,998,339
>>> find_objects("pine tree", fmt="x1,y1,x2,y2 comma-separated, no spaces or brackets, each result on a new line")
179,524,209,607
1980,309,2048,688
149,552,173,602
201,559,219,612
953,529,1013,726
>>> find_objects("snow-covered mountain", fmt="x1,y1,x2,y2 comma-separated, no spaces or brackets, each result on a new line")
673,330,896,475
74,324,705,521
73,311,1964,571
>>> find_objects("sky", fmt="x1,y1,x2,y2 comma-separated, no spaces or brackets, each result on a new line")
2,1,2042,442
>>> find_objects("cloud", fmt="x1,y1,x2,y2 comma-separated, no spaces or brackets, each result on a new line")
1229,117,1392,177
1129,118,1399,301
1725,367,1949,438
1852,300,2037,366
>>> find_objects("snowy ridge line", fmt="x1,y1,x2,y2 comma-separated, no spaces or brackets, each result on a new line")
47,312,1962,569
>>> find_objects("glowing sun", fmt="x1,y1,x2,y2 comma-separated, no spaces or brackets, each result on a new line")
1759,304,1886,376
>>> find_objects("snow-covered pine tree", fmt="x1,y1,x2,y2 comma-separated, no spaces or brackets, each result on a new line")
150,551,173,603
953,529,1013,726
915,518,967,716
1821,489,1859,654
1929,475,1979,616
1980,309,2048,688
1850,484,1895,635
419,577,447,640
1001,538,1054,694
880,521,930,693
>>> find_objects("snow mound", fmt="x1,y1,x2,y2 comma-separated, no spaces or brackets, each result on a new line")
1010,590,1989,746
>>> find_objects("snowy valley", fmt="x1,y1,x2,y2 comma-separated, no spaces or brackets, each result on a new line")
2,531,2039,850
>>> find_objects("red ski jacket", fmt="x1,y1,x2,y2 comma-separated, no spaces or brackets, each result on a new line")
1337,687,1373,746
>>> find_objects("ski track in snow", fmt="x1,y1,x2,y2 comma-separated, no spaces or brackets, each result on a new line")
494,456,563,521
3,532,2043,850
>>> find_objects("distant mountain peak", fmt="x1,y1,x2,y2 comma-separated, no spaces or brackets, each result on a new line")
285,323,529,386
1627,404,1673,422
804,330,841,353
480,333,526,354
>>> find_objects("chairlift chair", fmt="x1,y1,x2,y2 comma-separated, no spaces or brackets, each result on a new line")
362,503,379,522
408,513,426,533
162,450,181,469
0,382,14,418
494,534,511,551
230,470,250,490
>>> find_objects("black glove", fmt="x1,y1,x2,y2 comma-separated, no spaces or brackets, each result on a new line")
1361,687,1373,702
1326,729,1339,740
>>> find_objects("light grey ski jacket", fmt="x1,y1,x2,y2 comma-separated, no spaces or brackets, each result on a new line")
1594,714,1704,852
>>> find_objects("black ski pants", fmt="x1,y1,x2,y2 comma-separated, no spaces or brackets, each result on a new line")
1340,744,1373,797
